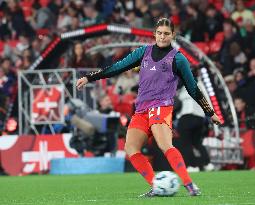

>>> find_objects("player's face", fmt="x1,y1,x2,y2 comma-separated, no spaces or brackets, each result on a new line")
155,26,174,48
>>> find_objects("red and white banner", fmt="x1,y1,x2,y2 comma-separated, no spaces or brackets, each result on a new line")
0,134,78,176
31,85,64,124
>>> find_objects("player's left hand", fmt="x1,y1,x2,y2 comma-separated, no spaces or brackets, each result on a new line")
210,113,223,125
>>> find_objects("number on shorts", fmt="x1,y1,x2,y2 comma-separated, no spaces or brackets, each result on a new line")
149,107,161,118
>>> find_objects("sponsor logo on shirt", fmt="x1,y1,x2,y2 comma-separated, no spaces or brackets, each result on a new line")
150,66,156,71
143,60,148,68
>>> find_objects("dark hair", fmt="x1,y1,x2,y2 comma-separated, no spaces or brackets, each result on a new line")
155,18,174,32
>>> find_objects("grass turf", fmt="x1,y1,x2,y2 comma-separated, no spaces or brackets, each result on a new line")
0,171,254,205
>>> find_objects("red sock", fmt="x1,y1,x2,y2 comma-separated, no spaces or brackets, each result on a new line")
165,147,192,185
129,153,154,185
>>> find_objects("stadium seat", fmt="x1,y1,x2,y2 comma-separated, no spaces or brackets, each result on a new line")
106,85,115,95
115,102,134,117
121,94,135,104
110,94,120,108
0,41,4,56
106,85,120,107
116,94,135,116
214,32,224,42
194,42,210,55
208,0,223,11
209,40,222,53
8,40,19,48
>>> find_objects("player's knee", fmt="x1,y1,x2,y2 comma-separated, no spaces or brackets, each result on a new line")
157,143,173,153
124,142,139,156
124,143,132,156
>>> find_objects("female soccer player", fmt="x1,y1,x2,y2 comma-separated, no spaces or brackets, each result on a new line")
76,18,222,197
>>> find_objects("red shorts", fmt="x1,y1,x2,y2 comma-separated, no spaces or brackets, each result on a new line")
128,106,174,137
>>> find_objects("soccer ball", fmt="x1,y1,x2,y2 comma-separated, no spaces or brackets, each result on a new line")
152,171,180,196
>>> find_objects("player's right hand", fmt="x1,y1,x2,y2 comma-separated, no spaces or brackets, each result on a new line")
211,113,223,125
76,77,88,90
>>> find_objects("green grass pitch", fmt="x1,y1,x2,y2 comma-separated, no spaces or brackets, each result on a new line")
0,171,254,205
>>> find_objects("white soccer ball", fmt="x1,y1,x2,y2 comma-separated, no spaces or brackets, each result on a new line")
152,171,180,196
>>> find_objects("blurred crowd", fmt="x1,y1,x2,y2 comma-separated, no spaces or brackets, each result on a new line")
0,0,255,167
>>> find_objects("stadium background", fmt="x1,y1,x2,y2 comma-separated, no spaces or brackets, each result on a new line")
0,0,255,204
0,0,255,192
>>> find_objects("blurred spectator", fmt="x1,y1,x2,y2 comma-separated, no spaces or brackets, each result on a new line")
195,0,209,12
237,58,255,108
7,0,35,38
20,0,34,21
109,6,126,24
98,93,114,114
224,74,237,96
0,57,16,96
234,96,255,170
2,34,29,63
31,38,42,58
57,5,73,32
233,68,246,87
57,1,80,32
183,3,206,42
38,34,52,51
229,41,247,71
0,4,11,40
48,0,62,17
125,10,143,28
31,0,56,30
218,18,242,76
82,2,104,26
223,0,235,15
231,0,255,27
240,18,255,59
134,0,152,28
205,4,224,40
14,35,30,57
234,96,255,129
114,70,139,95
21,48,34,70
149,3,166,28
175,84,214,172
68,41,93,68
66,15,81,31
169,3,183,33
248,58,255,78
72,0,84,16
120,0,134,11
95,0,116,19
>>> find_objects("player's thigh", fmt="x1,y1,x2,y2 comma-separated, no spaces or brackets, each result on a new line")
149,106,174,152
125,128,148,155
151,123,173,152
